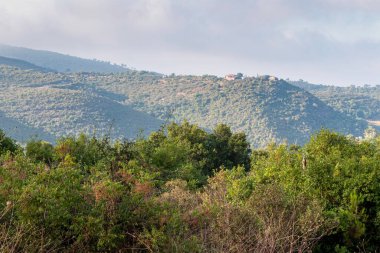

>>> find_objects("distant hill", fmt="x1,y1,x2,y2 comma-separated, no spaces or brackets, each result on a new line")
90,74,366,146
289,80,380,123
0,63,367,146
0,56,54,72
287,79,325,91
0,66,162,142
0,111,55,143
0,44,130,73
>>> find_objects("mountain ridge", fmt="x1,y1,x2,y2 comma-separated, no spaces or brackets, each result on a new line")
289,79,380,127
0,55,54,72
0,44,130,73
0,46,370,146
0,62,368,146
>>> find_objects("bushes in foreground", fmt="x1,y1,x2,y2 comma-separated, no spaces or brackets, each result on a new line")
0,123,379,252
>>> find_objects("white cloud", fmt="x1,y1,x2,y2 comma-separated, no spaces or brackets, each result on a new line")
0,0,379,85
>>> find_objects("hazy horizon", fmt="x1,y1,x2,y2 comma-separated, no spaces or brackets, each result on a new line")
1,0,380,86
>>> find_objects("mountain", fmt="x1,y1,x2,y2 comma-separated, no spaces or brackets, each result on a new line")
0,44,130,73
0,62,367,146
289,80,380,125
90,74,366,146
0,65,163,142
0,111,55,143
0,56,54,72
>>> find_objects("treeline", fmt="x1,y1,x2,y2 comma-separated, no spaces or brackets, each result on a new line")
0,122,380,252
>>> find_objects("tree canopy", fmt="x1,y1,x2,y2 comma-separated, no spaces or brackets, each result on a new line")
0,123,379,252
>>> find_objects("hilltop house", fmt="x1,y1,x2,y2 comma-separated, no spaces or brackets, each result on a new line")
225,74,237,81
224,73,243,81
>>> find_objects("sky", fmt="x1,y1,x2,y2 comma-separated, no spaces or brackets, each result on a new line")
1,0,380,86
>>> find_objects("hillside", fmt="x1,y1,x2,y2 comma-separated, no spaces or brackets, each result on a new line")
0,66,162,142
0,44,130,73
290,80,380,123
0,111,55,142
0,56,54,72
0,64,367,146
92,74,366,146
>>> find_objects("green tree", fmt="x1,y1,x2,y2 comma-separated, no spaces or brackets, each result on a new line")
0,129,19,154
26,139,54,165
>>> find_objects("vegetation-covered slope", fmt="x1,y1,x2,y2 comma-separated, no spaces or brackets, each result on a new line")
290,80,380,122
0,44,130,73
90,74,367,146
0,65,367,146
0,66,162,141
0,56,53,72
0,111,55,142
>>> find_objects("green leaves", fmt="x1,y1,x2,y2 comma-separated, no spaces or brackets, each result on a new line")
0,129,19,155
26,139,54,165
1,126,380,252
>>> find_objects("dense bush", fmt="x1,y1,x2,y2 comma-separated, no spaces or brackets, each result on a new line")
0,123,379,252
0,129,19,155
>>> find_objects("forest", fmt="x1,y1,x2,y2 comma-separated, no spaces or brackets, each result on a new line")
0,64,368,147
1,121,379,252
290,80,380,122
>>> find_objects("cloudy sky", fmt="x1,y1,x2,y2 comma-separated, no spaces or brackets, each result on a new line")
1,0,380,85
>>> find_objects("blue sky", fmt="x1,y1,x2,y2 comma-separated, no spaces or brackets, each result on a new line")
1,0,380,85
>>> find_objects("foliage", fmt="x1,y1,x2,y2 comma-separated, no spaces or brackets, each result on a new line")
0,129,19,155
0,65,367,147
0,124,380,252
290,79,380,122
26,139,54,165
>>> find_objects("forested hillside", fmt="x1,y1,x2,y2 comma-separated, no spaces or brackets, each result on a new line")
0,56,53,72
0,64,367,146
290,80,380,123
0,44,130,73
0,111,55,142
93,74,366,146
1,122,379,252
0,66,162,141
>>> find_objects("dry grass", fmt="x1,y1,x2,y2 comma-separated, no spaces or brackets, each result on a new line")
0,206,59,253
157,175,334,253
